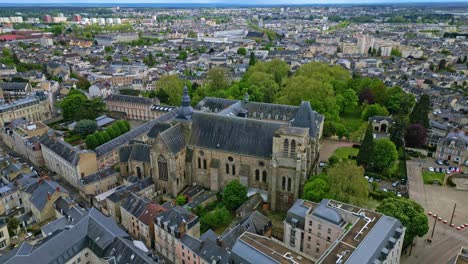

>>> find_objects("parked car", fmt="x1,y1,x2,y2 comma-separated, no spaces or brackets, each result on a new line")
436,160,444,165
364,176,369,180
428,167,434,172
319,161,327,168
392,182,400,188
369,177,374,183
396,192,402,197
443,160,450,166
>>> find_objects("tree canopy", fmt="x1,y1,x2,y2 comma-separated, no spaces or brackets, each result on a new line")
327,162,369,205
74,119,98,136
410,94,430,129
357,124,374,168
222,180,247,211
58,90,105,121
156,75,184,106
377,197,429,248
372,139,398,172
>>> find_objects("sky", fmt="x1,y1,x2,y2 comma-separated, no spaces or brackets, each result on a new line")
0,0,466,4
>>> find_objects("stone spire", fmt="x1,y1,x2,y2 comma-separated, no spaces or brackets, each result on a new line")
177,85,193,120
243,92,250,104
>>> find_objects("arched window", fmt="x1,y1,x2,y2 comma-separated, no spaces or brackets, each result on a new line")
287,178,292,192
197,158,201,169
290,140,296,157
203,159,207,169
226,164,230,174
282,177,286,190
232,165,236,175
255,169,260,181
262,171,267,182
283,139,289,157
158,155,168,181
136,166,142,178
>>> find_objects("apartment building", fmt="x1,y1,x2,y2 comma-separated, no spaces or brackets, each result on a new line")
0,92,51,127
39,132,98,187
78,168,120,198
0,218,11,250
120,193,168,248
435,131,467,165
105,94,160,121
154,206,200,264
284,199,405,264
2,121,49,166
0,82,30,102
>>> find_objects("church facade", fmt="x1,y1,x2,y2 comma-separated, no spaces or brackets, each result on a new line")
119,87,324,211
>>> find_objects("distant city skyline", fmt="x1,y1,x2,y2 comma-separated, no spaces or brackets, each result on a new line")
0,0,466,4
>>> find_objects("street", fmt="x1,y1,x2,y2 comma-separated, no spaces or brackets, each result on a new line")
401,160,468,264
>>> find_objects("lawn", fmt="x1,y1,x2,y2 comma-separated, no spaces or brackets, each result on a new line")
339,106,366,142
422,171,445,185
333,147,359,160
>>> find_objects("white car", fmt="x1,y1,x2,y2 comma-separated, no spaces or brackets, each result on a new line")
428,167,434,172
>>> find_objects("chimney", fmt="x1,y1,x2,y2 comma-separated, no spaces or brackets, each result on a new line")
216,237,223,247
47,191,51,200
56,186,60,192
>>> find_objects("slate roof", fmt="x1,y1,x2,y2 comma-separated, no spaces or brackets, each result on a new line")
0,82,28,91
244,101,299,121
160,123,186,154
95,110,177,157
39,135,82,166
0,208,158,264
80,168,118,185
105,94,153,105
285,199,310,230
291,101,324,138
180,232,230,264
129,143,151,163
106,177,153,203
246,31,266,39
189,112,282,158
155,206,198,239
26,180,67,211
311,199,344,226
121,193,150,218
147,122,171,138
194,97,238,112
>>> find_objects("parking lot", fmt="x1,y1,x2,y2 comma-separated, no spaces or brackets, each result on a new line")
401,160,468,264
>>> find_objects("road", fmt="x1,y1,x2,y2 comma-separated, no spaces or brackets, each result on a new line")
401,160,468,264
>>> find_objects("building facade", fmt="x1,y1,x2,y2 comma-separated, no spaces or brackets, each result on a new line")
435,131,467,165
0,92,51,127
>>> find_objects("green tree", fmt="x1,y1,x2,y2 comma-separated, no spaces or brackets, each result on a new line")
409,94,430,129
373,139,398,172
100,131,111,143
7,217,20,236
205,67,231,92
385,86,415,115
327,162,368,205
200,206,231,232
74,119,98,136
336,88,358,114
391,48,402,57
357,124,374,168
377,197,429,248
188,30,198,38
177,51,188,60
249,52,256,66
361,104,389,121
156,75,184,106
222,180,247,211
303,175,331,202
143,52,156,67
175,195,188,205
2,47,10,57
85,134,99,149
94,132,105,145
104,46,113,53
58,92,87,121
76,76,91,91
296,62,351,83
106,126,120,139
237,47,247,55
277,76,340,121
389,116,407,149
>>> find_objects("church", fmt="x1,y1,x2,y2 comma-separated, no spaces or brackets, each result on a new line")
119,86,324,211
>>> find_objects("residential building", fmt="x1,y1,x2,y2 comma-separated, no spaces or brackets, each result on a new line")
230,232,314,264
0,207,160,264
120,193,168,248
43,14,52,23
0,92,51,127
2,121,49,167
154,205,200,263
39,132,98,187
435,131,467,165
105,94,160,121
450,246,468,264
0,182,21,215
0,218,11,250
78,168,120,198
284,199,405,264
0,82,30,102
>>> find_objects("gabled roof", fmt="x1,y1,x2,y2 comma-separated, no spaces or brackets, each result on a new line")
189,112,282,158
160,123,186,154
121,193,150,218
291,101,324,138
39,135,82,166
27,180,67,211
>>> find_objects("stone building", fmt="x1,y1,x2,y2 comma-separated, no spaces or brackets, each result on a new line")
284,199,405,263
40,132,98,188
435,130,468,165
0,218,10,250
105,94,160,121
78,167,120,198
0,92,51,127
0,82,30,102
119,87,324,211
369,115,393,139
